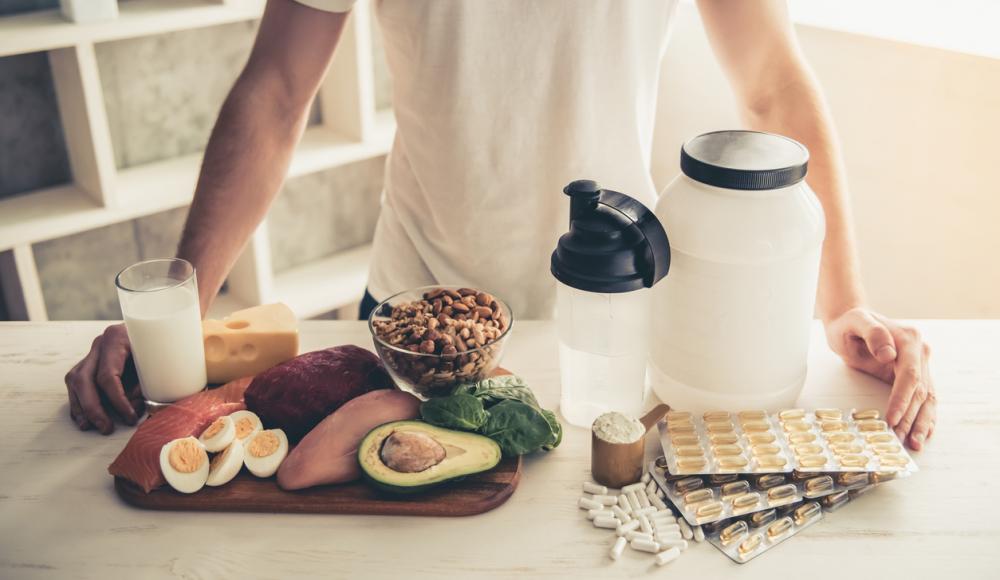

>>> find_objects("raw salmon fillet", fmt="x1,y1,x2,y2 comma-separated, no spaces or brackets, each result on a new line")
109,377,252,493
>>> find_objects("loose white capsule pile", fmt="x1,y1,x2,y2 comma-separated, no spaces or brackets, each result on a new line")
579,475,704,565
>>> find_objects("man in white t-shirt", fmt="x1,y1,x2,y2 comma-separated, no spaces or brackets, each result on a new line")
65,0,936,449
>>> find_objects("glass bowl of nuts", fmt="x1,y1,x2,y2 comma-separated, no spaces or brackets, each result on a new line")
368,286,514,399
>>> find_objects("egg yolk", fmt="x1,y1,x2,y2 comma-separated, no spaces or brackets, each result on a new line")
203,417,226,439
248,431,280,458
235,417,256,439
169,439,205,473
210,444,233,471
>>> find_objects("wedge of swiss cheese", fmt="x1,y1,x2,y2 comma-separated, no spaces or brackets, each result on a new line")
203,303,299,384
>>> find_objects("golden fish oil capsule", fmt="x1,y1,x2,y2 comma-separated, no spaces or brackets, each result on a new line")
748,432,776,445
821,489,849,510
767,484,797,503
767,517,794,539
703,410,731,422
718,456,749,471
798,455,827,469
673,477,704,494
667,411,692,422
839,454,868,468
738,410,768,422
871,471,897,484
790,469,813,481
675,445,705,457
778,408,806,421
738,533,764,559
815,408,843,421
668,422,696,434
706,421,734,434
695,500,724,519
709,473,739,485
880,454,909,467
804,475,834,495
720,520,749,545
671,433,700,446
857,419,888,432
752,444,781,456
824,432,855,444
836,471,869,488
793,444,823,456
742,420,770,433
873,442,902,454
783,420,810,432
754,473,786,490
684,488,714,505
732,492,761,511
787,432,816,444
852,409,880,421
793,502,822,525
720,480,751,499
821,420,849,432
713,444,743,457
756,455,787,470
831,443,864,456
749,509,777,528
866,432,894,444
710,432,739,446
677,456,707,472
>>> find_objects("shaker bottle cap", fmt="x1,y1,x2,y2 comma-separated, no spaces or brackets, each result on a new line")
550,180,670,293
680,130,809,190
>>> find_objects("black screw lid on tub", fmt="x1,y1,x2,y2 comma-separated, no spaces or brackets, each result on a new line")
680,130,810,190
550,180,670,293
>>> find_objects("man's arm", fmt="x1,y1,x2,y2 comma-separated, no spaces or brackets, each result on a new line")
180,0,349,313
696,0,936,449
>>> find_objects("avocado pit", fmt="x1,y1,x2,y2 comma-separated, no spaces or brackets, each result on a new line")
380,430,447,473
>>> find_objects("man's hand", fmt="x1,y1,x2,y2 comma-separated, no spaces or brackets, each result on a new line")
64,324,143,434
824,308,936,450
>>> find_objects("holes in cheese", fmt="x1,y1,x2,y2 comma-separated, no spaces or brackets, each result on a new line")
202,303,299,384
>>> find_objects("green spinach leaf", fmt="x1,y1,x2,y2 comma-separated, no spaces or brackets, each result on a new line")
480,400,554,456
451,375,539,409
420,393,488,431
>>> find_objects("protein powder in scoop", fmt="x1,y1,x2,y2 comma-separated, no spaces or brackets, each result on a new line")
593,412,646,444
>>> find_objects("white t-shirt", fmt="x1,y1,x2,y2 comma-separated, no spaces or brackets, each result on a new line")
295,0,678,318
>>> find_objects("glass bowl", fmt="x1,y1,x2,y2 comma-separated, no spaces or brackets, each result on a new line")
368,286,514,399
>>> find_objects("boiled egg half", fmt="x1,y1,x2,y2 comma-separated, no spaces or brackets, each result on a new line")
199,415,235,452
244,429,288,478
159,437,209,494
229,410,263,442
206,440,245,487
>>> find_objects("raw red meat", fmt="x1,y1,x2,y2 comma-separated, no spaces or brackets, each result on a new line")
245,345,394,442
108,377,252,493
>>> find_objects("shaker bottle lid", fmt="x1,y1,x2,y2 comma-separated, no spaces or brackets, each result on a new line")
680,130,809,190
550,180,670,293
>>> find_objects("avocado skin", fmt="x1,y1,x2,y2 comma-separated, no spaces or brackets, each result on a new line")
358,420,501,495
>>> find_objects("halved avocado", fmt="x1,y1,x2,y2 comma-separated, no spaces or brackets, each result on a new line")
358,420,501,494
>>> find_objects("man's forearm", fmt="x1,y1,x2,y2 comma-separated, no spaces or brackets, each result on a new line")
177,78,309,315
740,67,866,322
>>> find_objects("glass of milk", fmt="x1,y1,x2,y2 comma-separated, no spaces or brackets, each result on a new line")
115,258,207,406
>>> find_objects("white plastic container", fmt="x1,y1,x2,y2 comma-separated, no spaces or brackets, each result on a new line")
650,131,824,411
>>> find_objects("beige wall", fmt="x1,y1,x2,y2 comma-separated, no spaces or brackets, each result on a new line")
651,4,1000,319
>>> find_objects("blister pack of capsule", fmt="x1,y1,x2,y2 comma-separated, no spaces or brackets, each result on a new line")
658,409,918,476
703,499,825,563
650,457,872,526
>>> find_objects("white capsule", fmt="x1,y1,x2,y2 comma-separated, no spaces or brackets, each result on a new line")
630,538,661,554
611,505,631,523
610,536,626,561
641,472,651,484
655,547,681,566
617,494,632,514
594,516,619,529
615,519,640,536
579,496,602,510
638,515,653,534
637,491,652,509
679,519,693,540
650,494,668,510
583,481,608,495
652,514,676,526
626,491,641,511
654,523,680,534
659,539,688,552
693,525,706,543
594,494,618,507
635,506,658,517
622,482,645,493
655,530,683,542
587,508,612,520
626,531,654,543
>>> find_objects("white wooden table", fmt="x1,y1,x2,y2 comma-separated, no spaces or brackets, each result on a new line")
0,320,997,579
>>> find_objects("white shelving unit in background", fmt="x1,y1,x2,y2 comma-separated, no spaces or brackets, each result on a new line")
0,0,392,321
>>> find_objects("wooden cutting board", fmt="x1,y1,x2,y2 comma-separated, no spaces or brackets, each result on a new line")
115,453,521,517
